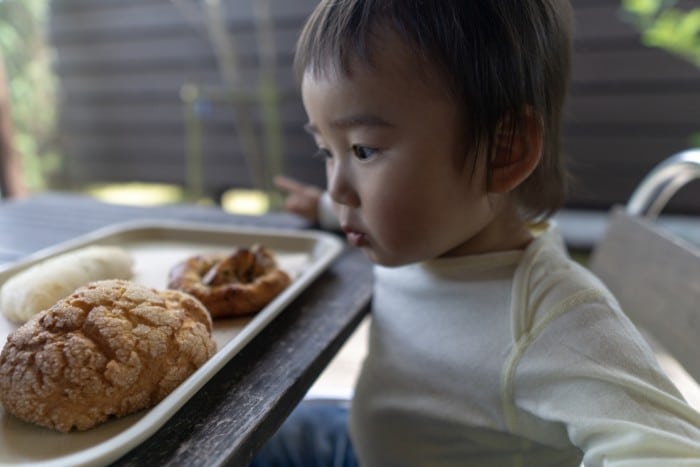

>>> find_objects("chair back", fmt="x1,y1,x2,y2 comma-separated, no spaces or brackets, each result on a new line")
589,149,700,384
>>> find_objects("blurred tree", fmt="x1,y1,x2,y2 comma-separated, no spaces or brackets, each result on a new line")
0,46,26,197
0,0,60,193
622,0,700,146
622,0,700,66
172,0,284,208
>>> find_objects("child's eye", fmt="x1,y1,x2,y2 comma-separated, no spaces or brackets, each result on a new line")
351,145,377,161
313,148,332,160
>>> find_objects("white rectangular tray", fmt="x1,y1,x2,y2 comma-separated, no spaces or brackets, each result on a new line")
0,220,344,467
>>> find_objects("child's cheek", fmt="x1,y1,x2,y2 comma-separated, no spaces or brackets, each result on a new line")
370,196,418,245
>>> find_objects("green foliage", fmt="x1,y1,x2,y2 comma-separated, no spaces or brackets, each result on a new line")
622,0,700,67
0,0,60,191
690,132,700,147
622,0,700,150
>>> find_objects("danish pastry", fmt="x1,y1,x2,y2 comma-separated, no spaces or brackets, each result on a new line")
167,244,291,318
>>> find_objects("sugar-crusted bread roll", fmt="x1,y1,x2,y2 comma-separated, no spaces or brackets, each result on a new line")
0,279,216,432
0,245,133,324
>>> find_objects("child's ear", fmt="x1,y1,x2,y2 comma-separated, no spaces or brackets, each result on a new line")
488,109,543,194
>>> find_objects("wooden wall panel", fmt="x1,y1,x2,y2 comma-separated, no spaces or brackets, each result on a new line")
566,0,700,213
48,0,322,199
48,0,700,213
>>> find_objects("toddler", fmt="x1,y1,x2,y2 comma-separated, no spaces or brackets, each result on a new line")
254,0,700,466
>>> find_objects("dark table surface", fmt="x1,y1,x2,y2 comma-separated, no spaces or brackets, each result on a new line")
0,193,373,466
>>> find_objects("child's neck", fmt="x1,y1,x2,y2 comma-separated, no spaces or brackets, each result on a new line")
440,203,534,258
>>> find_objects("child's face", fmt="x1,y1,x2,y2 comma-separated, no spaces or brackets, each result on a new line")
302,34,526,266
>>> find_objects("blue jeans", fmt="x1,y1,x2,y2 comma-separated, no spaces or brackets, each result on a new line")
250,400,358,467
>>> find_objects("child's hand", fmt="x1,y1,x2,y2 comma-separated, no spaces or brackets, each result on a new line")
274,175,323,223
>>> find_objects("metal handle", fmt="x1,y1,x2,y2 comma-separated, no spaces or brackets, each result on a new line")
626,148,700,219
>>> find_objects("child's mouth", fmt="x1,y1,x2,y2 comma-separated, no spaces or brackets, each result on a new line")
347,232,368,247
343,227,369,247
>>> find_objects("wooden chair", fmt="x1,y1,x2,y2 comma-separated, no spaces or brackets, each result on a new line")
589,148,700,408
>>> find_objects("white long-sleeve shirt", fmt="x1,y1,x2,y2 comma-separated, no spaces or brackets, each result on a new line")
348,224,700,466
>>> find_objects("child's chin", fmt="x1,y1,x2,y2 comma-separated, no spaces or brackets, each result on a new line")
363,249,411,268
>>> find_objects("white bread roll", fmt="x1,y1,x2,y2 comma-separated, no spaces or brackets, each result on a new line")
0,245,134,324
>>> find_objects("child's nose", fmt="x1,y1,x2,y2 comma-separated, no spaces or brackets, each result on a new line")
326,161,360,208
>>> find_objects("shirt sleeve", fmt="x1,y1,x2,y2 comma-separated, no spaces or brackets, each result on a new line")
507,295,700,466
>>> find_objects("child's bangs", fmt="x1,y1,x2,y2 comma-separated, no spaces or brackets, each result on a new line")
294,0,380,81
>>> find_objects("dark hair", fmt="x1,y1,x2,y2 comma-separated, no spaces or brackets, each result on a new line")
295,0,573,219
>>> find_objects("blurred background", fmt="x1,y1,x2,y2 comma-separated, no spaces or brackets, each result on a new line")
1,0,699,215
